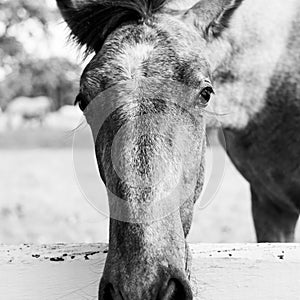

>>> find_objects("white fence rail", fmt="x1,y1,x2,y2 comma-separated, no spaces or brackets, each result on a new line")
1,243,300,300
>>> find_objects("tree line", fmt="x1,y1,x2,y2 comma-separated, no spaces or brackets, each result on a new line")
0,0,80,110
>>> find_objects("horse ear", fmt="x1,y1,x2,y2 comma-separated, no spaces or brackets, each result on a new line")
182,0,244,40
56,0,104,52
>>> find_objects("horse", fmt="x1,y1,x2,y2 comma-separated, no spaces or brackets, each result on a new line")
57,0,300,299
5,96,52,129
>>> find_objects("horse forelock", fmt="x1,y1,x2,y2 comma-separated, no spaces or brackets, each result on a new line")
65,0,169,54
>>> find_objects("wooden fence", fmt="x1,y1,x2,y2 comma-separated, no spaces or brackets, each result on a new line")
1,243,300,300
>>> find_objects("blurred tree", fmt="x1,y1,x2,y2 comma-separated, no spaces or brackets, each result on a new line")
0,0,57,67
0,57,80,110
0,0,80,110
0,0,53,29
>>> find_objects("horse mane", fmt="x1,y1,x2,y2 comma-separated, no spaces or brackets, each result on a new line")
63,0,169,54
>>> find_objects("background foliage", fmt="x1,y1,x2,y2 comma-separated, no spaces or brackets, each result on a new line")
0,0,80,110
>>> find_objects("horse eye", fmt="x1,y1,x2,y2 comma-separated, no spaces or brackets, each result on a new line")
199,86,214,105
75,93,88,111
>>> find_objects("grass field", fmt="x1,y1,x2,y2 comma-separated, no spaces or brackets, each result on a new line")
1,128,299,244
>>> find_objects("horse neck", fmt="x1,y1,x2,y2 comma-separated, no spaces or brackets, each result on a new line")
206,0,300,130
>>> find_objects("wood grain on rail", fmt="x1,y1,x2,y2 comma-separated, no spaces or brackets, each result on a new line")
1,243,300,300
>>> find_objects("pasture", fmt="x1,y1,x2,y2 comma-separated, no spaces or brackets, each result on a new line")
1,128,299,245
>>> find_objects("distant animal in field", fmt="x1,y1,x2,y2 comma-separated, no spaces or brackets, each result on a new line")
6,96,52,129
57,0,300,299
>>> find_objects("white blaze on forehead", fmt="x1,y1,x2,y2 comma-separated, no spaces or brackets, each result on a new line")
166,0,199,11
115,43,155,79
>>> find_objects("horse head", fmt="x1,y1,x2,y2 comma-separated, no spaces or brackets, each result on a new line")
57,0,243,299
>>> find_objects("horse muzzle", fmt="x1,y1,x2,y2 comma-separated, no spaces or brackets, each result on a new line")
99,265,193,300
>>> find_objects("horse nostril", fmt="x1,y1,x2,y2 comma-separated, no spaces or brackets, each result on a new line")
101,282,125,300
159,278,191,300
102,283,114,300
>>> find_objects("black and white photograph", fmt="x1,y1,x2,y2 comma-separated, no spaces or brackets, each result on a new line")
1,0,300,299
